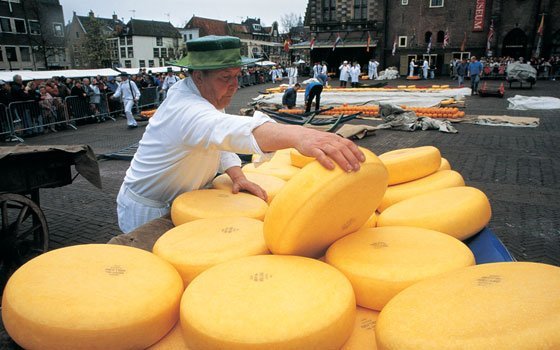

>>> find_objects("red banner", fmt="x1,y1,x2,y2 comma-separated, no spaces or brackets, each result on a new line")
472,0,486,32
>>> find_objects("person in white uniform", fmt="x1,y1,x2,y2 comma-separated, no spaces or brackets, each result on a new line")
349,62,360,87
409,59,416,77
161,68,179,101
287,64,298,86
368,59,379,80
116,36,366,233
422,59,429,79
112,72,141,128
339,61,350,87
312,62,321,79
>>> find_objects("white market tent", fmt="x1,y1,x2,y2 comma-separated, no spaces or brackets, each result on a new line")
255,61,277,67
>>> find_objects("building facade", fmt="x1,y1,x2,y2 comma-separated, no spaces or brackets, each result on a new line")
0,0,67,71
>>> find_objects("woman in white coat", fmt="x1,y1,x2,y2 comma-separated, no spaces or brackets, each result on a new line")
349,63,360,87
339,61,350,87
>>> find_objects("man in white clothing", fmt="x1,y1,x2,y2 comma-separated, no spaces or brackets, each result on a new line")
422,59,429,79
287,64,298,86
112,73,141,128
339,61,350,87
161,68,179,101
368,59,379,80
116,36,365,233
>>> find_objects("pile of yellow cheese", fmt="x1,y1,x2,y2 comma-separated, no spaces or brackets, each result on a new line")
3,145,560,350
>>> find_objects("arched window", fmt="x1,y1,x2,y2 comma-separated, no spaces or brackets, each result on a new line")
425,31,432,43
437,31,445,43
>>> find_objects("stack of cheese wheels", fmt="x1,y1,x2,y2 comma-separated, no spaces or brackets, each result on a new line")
1,244,183,350
242,162,300,181
361,212,378,229
326,227,475,310
147,322,190,350
378,146,441,185
212,172,287,204
376,262,560,350
180,255,356,350
290,149,315,168
171,189,268,226
377,169,465,212
264,147,388,257
153,217,269,286
377,186,491,240
439,157,451,170
341,307,379,350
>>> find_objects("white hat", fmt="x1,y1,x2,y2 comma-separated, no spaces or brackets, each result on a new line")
343,60,348,64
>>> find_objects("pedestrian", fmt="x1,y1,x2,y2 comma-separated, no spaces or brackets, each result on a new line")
339,61,350,87
422,59,429,79
162,68,179,101
287,64,298,86
269,66,279,83
112,72,141,128
282,82,300,109
409,59,416,77
305,74,327,113
321,61,328,76
456,58,468,87
349,62,360,87
312,62,321,78
116,36,364,233
467,56,483,95
368,58,379,80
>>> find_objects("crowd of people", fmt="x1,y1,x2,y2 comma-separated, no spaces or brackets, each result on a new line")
449,55,560,80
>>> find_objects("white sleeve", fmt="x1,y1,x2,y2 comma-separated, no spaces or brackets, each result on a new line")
113,83,122,99
133,83,141,99
218,152,242,173
162,77,169,90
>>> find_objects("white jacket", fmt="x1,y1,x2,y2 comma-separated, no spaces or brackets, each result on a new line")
339,64,350,81
113,79,141,101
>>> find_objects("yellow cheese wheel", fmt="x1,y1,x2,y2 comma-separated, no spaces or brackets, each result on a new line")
377,186,491,240
180,255,356,350
341,307,379,350
147,322,190,350
376,262,560,350
290,149,315,168
242,162,300,181
264,148,388,257
377,170,465,212
326,227,474,310
251,148,293,165
439,157,451,170
211,172,287,203
1,244,183,350
171,189,268,226
361,211,378,229
378,146,441,185
153,217,269,286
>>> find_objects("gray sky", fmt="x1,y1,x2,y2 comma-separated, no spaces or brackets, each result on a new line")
59,0,306,30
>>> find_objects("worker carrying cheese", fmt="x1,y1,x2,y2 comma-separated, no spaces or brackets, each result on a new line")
116,36,365,233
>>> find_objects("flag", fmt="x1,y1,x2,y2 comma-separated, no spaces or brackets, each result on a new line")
332,33,342,51
443,29,450,48
283,36,291,53
427,35,432,54
392,35,397,56
310,36,316,50
537,13,544,35
460,31,467,52
366,31,371,52
535,14,545,57
486,20,494,55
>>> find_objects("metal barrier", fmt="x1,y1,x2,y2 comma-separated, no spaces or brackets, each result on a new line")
8,100,49,136
0,104,21,142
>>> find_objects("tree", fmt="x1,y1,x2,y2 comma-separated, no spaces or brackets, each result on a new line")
81,18,112,68
280,13,303,33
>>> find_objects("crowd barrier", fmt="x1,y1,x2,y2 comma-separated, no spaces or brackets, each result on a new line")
0,86,161,142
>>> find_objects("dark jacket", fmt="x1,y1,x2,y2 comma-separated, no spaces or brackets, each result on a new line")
456,62,469,76
282,87,297,107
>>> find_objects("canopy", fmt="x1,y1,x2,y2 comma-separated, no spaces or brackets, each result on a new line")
255,61,277,67
294,59,306,65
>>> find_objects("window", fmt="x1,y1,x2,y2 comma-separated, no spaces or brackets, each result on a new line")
168,48,174,57
189,33,193,40
5,46,17,61
160,48,167,57
120,47,126,58
19,47,30,61
127,47,133,58
126,36,132,45
437,31,445,43
1,18,12,33
156,37,163,46
183,34,187,41
75,31,79,38
124,60,131,68
425,31,432,43
153,48,159,58
148,59,154,67
429,0,444,8
353,0,368,20
28,20,40,35
252,24,262,31
322,0,336,21
139,59,145,67
14,19,26,33
402,0,408,4
119,37,125,46
53,23,63,37
399,36,408,47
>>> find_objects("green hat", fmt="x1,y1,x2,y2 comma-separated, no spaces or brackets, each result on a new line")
173,36,259,70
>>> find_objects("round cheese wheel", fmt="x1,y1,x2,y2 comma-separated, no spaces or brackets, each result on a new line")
180,255,356,350
1,244,183,350
242,162,300,181
376,262,560,350
361,212,378,229
341,307,379,350
147,322,190,350
171,189,268,226
290,149,315,168
439,157,451,170
264,148,388,257
153,217,269,286
377,170,465,212
326,226,475,310
377,186,491,240
378,146,441,185
212,172,287,204
251,148,293,165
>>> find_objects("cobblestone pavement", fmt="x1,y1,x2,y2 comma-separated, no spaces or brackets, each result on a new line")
2,76,560,348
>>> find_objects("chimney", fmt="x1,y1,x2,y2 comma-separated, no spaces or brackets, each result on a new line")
112,13,118,21
88,10,94,18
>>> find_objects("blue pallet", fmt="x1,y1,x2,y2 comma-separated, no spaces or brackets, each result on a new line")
465,227,515,264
